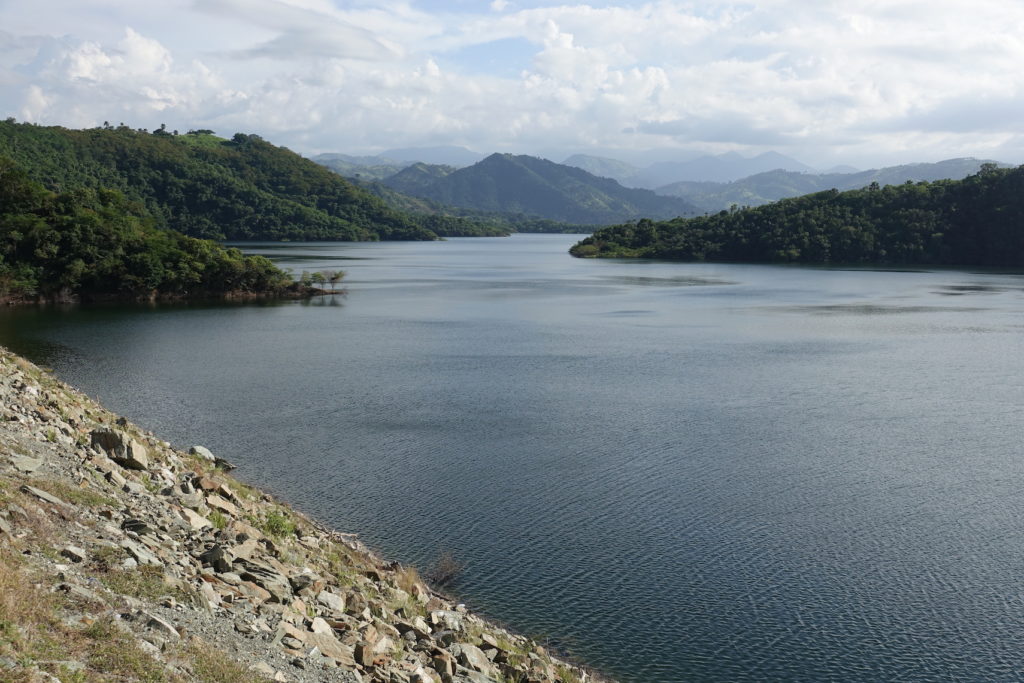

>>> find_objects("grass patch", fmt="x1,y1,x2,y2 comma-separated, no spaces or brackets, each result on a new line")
181,640,272,682
29,478,117,508
82,618,169,682
208,510,228,530
260,509,296,539
98,565,181,602
0,549,171,682
555,665,582,683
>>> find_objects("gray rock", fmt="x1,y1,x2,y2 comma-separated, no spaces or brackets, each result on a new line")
288,573,317,595
121,539,162,566
189,445,216,462
60,545,87,563
178,507,211,530
199,544,233,573
91,427,150,470
237,559,292,603
431,610,465,633
140,611,180,640
19,485,69,508
10,454,43,473
453,644,494,674
122,519,154,536
317,590,345,614
57,582,104,604
176,492,205,510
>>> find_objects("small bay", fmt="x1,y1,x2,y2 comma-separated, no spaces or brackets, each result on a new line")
3,233,1024,681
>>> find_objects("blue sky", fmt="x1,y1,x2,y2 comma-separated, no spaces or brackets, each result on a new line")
1,0,1022,169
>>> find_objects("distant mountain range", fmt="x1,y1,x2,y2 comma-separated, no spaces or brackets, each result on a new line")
310,153,407,181
656,158,1011,212
311,147,1014,224
379,153,699,225
381,146,485,167
562,151,817,188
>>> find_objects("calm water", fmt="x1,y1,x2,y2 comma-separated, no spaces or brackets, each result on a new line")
3,234,1024,682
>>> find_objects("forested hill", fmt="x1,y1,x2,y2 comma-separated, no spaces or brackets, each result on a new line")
0,120,507,241
0,157,301,302
570,164,1024,267
382,153,699,225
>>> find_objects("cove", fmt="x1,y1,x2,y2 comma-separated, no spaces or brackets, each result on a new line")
3,234,1024,682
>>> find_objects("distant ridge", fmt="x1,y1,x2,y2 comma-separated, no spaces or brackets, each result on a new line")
381,145,485,167
656,158,1013,211
382,153,699,225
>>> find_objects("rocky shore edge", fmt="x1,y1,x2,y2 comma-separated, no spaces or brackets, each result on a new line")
0,347,608,683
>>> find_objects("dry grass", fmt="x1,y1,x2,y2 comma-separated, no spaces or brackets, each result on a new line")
98,565,181,602
81,618,171,682
395,565,423,595
28,477,117,509
0,549,172,682
179,640,273,683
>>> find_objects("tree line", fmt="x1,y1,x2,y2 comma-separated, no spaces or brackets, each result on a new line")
570,164,1024,266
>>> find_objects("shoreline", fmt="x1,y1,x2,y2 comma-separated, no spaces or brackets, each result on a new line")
0,285,333,307
0,346,610,683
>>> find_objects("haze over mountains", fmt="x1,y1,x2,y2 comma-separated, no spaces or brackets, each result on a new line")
314,148,1012,218
563,151,818,187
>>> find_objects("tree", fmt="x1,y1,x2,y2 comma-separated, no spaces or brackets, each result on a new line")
310,271,326,288
323,269,345,292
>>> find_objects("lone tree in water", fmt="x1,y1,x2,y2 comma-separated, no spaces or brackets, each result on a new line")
324,269,345,292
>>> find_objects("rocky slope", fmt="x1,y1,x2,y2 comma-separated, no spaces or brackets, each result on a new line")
0,347,605,683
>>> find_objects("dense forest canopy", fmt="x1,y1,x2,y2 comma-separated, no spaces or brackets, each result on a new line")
570,164,1024,267
0,156,297,302
0,120,508,241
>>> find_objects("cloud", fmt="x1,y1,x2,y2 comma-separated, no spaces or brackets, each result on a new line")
0,0,1021,167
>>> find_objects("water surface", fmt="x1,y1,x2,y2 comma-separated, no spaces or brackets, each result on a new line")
3,234,1024,682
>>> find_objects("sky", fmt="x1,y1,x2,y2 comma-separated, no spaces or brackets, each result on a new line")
1,0,1022,169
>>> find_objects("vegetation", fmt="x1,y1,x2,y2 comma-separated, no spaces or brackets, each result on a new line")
0,156,304,302
425,550,463,588
571,164,1024,266
0,119,508,242
381,153,698,225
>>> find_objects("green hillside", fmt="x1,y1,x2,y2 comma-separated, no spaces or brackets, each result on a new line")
382,153,698,225
0,120,506,241
0,156,299,302
572,164,1024,266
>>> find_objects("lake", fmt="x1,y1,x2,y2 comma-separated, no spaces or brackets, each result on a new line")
3,233,1024,681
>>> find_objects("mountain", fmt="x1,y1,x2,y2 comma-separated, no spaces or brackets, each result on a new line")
0,121,507,241
632,151,817,188
571,163,1024,267
380,153,699,225
384,162,458,194
310,153,408,181
561,154,642,184
380,146,485,167
656,158,1011,212
823,164,860,174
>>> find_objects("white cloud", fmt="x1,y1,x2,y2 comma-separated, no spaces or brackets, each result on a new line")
0,1,1022,166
